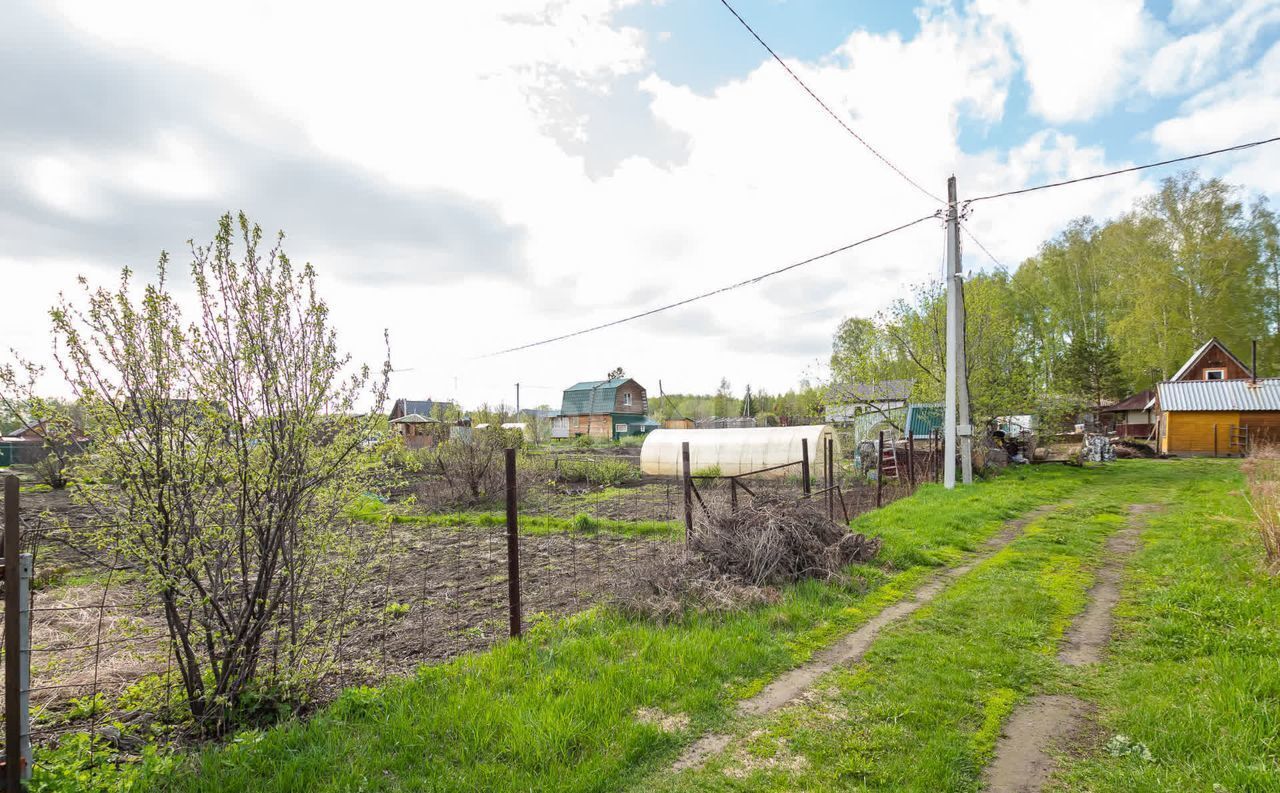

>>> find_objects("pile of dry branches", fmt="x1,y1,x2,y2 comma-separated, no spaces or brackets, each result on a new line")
618,497,881,620
1243,444,1280,573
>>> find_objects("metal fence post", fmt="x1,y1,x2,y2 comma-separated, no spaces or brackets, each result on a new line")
728,477,738,512
801,438,811,496
5,474,30,789
824,437,833,520
876,431,884,508
1213,423,1218,458
907,432,916,491
504,449,522,638
681,441,693,543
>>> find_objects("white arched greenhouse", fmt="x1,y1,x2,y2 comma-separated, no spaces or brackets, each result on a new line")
640,425,838,479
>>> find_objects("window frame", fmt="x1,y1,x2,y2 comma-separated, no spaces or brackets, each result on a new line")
1204,368,1226,380
622,392,632,407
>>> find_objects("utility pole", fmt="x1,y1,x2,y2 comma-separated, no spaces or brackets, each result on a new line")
515,382,520,417
943,175,973,488
943,176,958,489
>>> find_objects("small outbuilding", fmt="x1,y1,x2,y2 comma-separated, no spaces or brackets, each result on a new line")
1156,378,1280,455
640,425,837,479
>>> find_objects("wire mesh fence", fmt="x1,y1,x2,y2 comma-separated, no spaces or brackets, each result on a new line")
1,434,947,787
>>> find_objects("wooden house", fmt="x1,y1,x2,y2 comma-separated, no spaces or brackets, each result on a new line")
1155,339,1279,454
558,378,658,441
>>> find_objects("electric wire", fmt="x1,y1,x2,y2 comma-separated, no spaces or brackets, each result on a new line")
964,135,1280,206
717,0,943,205
481,211,941,357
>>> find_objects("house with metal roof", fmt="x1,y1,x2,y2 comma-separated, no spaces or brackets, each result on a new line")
554,378,657,441
389,398,456,422
1153,339,1277,455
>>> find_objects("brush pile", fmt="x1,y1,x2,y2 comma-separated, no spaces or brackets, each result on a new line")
618,496,881,620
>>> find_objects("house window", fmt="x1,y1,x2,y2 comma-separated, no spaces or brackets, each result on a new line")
1204,369,1225,380
623,392,632,406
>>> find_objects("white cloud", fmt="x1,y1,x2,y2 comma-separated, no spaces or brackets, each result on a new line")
2,0,1274,408
973,0,1162,123
1144,0,1280,96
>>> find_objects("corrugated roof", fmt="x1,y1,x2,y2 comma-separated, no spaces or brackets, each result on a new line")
905,403,943,438
1157,378,1280,412
827,379,914,403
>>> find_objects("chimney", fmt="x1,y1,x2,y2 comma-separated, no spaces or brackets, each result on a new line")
1253,339,1258,385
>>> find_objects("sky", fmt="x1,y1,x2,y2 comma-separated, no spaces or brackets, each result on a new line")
2,0,1279,412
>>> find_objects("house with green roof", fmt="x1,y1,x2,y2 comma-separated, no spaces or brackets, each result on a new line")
554,378,657,441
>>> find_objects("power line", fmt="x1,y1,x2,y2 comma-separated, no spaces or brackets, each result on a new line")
964,135,1280,206
481,211,941,358
717,0,943,205
960,223,1005,269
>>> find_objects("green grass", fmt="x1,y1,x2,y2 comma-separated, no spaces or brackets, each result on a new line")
1051,462,1280,792
644,465,1172,792
130,465,1094,792
346,493,679,538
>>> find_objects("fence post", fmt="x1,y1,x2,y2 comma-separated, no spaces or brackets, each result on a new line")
5,474,30,789
1212,423,1218,458
729,478,738,512
504,449,522,639
824,437,833,520
876,431,884,508
682,441,693,543
907,432,916,491
934,429,941,483
801,438,811,496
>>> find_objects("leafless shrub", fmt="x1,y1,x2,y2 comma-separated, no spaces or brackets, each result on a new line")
690,497,880,586
1243,444,1280,573
617,497,880,619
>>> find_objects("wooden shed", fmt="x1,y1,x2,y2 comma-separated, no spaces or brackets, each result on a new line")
1156,378,1280,455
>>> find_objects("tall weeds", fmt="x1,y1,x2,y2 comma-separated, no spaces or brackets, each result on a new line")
1242,445,1280,573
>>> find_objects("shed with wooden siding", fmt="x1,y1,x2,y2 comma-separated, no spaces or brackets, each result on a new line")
1156,378,1280,455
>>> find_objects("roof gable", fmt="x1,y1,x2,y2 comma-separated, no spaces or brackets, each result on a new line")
1171,338,1251,382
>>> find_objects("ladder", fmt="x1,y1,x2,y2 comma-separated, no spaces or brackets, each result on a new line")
879,434,901,480
1229,425,1249,457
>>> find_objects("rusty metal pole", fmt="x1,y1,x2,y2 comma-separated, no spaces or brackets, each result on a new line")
1213,424,1218,458
907,432,916,491
876,431,884,508
729,477,738,512
5,475,23,790
682,441,693,543
801,438,811,496
824,437,833,520
504,449,522,638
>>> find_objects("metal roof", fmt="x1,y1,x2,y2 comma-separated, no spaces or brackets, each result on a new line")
826,379,914,404
1157,378,1280,412
905,403,943,438
561,378,633,415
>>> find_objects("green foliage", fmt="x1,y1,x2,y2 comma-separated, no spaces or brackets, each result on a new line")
554,456,641,486
692,464,722,478
45,212,394,734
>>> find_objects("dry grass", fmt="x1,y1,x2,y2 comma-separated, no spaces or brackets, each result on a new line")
1242,444,1280,573
26,582,168,716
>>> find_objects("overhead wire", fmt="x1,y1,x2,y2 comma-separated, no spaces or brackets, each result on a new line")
480,211,941,358
964,134,1280,206
717,0,943,205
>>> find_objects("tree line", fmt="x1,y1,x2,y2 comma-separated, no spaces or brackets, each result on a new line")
829,171,1279,426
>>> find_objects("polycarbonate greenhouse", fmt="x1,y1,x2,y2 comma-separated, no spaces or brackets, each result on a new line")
639,425,838,478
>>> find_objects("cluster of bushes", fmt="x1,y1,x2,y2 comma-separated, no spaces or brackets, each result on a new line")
554,456,641,487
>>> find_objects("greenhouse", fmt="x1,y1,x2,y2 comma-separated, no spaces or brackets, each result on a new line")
640,425,838,479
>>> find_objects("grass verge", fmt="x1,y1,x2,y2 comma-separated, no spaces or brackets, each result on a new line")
128,466,1092,792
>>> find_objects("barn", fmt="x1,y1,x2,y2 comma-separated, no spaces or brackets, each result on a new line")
1152,338,1277,455
1157,378,1280,455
